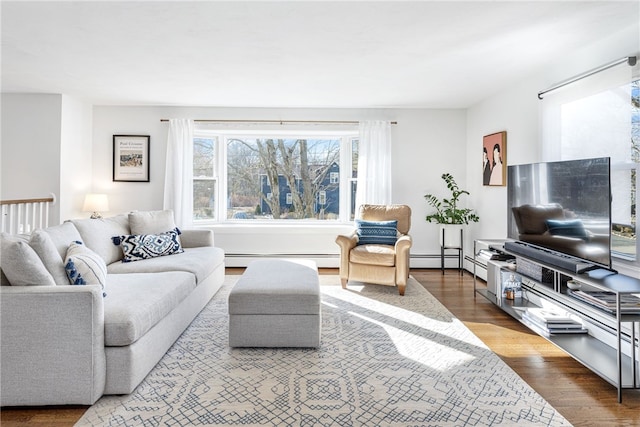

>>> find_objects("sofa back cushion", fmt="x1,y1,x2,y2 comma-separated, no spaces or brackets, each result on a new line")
38,222,83,260
70,214,130,265
129,210,177,235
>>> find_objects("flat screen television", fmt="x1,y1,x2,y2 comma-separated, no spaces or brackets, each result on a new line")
507,157,612,271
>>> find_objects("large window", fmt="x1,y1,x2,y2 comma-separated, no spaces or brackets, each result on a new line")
542,72,639,263
193,130,359,223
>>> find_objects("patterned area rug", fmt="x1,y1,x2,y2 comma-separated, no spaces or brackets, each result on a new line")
77,276,571,426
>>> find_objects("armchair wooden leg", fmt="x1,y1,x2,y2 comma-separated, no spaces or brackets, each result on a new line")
341,278,347,289
397,284,406,296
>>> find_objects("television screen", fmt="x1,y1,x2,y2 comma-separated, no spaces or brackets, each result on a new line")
507,157,611,269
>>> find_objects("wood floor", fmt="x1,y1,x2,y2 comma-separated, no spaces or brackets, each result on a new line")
2,268,639,426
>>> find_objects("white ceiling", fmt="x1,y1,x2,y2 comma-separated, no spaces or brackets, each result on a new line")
2,1,638,108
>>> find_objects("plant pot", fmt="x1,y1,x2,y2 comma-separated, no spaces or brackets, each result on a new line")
440,224,463,248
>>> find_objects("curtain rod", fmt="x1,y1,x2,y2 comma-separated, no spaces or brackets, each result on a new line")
538,56,637,100
160,119,397,125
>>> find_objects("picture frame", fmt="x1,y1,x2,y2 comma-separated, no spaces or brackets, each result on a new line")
482,131,507,186
113,135,150,182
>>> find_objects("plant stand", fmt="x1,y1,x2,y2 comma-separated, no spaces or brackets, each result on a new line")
440,227,463,276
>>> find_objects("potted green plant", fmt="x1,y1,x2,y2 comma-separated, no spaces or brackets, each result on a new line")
424,173,479,247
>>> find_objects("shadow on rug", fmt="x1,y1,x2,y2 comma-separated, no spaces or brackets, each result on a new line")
76,276,571,426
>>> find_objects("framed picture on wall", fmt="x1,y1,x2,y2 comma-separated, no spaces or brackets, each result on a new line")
113,135,150,182
483,131,507,186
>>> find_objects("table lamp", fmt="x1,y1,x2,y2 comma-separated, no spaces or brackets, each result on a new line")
83,194,109,219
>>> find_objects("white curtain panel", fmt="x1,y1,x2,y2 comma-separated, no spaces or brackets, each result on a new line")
539,63,631,162
163,119,194,228
355,120,393,210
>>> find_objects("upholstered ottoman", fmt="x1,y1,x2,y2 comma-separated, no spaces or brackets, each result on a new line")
228,259,321,348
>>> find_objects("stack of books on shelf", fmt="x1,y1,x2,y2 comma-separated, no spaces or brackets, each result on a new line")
477,249,513,261
521,307,588,336
569,290,640,314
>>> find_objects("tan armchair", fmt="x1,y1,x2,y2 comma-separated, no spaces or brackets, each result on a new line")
335,204,412,295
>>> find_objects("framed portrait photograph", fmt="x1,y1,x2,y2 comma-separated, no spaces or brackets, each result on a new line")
113,135,150,182
482,131,507,186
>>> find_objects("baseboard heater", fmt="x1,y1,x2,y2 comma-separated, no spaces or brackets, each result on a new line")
225,253,338,259
225,253,452,262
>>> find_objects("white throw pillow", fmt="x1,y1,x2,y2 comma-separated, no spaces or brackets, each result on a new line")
0,232,56,286
64,241,107,296
129,210,177,235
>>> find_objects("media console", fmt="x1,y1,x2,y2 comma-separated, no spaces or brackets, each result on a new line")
473,239,640,403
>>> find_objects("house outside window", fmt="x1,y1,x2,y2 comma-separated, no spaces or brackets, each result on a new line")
193,130,358,222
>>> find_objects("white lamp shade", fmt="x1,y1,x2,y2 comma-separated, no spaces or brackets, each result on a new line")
83,194,109,213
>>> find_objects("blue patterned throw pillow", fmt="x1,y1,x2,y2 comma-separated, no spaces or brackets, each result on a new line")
112,228,184,262
355,219,398,246
64,241,107,297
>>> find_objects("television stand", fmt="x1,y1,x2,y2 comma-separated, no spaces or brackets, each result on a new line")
474,240,640,403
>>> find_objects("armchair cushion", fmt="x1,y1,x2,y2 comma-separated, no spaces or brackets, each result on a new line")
355,219,398,246
350,244,396,266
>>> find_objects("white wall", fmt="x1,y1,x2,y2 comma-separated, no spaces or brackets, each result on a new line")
60,95,93,221
465,24,640,274
1,93,63,225
92,106,467,266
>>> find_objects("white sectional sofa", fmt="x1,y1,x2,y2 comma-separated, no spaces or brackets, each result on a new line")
0,210,225,406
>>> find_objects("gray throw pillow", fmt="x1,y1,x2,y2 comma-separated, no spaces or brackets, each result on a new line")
30,229,69,285
0,232,56,286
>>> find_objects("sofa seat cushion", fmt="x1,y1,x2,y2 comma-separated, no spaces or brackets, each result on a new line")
103,272,196,346
350,244,395,267
106,246,224,284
